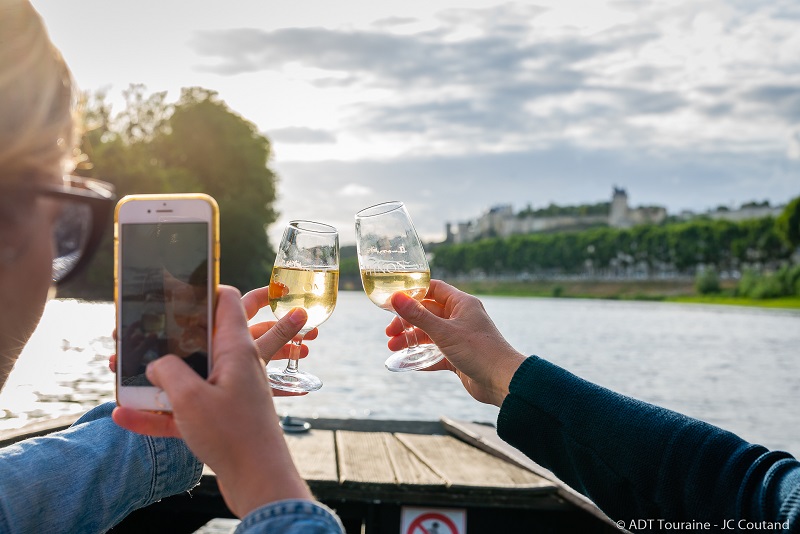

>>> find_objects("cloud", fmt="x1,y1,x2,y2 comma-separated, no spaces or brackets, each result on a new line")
338,183,373,197
193,0,798,236
789,131,800,160
371,16,418,29
190,1,798,161
266,126,336,144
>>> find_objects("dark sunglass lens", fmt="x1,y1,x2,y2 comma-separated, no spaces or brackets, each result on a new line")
52,201,92,281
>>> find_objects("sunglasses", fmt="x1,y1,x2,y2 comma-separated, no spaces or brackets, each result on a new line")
0,176,116,285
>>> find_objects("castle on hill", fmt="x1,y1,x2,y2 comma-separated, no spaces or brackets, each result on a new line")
445,188,666,244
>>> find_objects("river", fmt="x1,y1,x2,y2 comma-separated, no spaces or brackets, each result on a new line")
2,292,799,457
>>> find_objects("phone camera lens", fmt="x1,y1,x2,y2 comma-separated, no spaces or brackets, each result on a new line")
147,209,151,213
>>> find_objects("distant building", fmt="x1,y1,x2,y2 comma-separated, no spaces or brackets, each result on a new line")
447,187,666,244
706,203,784,222
609,188,666,229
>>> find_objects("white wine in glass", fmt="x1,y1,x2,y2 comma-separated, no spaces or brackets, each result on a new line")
267,221,339,393
355,201,444,372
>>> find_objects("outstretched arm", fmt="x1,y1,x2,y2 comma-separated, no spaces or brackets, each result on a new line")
390,280,800,529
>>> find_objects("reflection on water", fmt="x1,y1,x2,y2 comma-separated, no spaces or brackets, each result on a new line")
2,293,799,457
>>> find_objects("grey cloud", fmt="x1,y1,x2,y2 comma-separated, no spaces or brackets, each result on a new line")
371,16,418,28
266,127,336,144
191,2,797,157
191,6,656,85
745,85,800,121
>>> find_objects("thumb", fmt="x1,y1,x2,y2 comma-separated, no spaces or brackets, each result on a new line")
391,292,443,335
253,308,308,360
146,355,206,407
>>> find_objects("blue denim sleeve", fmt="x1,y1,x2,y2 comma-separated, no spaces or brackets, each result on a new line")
0,402,203,534
234,499,345,534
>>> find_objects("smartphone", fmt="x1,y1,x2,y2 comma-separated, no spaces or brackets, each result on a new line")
115,194,219,411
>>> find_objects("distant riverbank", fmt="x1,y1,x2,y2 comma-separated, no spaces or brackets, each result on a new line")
448,279,800,309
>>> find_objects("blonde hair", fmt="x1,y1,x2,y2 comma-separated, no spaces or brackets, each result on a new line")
0,0,75,180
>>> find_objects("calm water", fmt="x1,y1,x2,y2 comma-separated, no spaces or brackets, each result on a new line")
2,292,799,457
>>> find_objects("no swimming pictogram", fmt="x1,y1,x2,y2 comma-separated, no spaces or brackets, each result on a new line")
401,507,466,534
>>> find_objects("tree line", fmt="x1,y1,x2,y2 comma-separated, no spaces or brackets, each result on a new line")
59,86,279,300
432,200,800,282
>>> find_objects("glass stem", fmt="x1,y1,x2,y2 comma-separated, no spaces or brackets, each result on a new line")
284,336,304,374
400,317,420,349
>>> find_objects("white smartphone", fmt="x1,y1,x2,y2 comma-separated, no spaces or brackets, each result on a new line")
115,194,219,412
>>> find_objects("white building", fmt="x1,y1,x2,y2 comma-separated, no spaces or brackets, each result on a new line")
447,187,666,244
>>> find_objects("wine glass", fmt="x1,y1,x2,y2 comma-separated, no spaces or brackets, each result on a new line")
267,220,339,392
355,201,444,372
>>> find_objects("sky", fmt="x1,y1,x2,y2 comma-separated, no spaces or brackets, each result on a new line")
31,0,800,245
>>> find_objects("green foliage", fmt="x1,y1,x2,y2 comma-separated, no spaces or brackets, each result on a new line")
339,257,360,277
736,265,800,299
432,217,791,277
776,196,800,249
59,85,279,298
695,268,721,295
517,201,610,218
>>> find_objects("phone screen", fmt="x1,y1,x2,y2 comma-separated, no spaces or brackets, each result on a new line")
119,222,210,386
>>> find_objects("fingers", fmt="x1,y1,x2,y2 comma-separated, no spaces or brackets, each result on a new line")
423,279,464,304
253,308,308,362
390,292,444,336
386,299,445,337
241,286,270,321
112,406,180,438
387,327,433,351
249,322,318,342
109,354,117,373
211,286,260,366
146,354,206,405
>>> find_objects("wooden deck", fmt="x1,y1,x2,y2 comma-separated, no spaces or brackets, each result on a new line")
1,415,621,533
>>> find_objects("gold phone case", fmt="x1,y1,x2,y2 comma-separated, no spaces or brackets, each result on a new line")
114,193,220,408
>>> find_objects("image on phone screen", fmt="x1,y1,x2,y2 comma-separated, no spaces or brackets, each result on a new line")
119,222,210,386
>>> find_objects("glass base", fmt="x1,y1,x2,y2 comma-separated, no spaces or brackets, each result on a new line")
385,344,444,372
267,367,323,393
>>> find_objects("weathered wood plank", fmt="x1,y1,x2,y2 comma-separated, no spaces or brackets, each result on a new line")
396,433,553,490
441,418,620,528
193,518,240,533
384,433,446,487
284,429,338,483
0,414,78,447
336,430,396,485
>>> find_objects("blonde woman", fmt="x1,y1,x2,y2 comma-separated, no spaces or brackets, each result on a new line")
0,2,343,532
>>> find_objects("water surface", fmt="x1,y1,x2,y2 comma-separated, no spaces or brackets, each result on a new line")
2,293,798,457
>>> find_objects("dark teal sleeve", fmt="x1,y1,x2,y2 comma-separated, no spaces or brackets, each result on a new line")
497,356,800,531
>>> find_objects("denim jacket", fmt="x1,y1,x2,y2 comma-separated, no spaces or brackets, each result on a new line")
0,402,344,533
0,402,202,533
236,500,344,534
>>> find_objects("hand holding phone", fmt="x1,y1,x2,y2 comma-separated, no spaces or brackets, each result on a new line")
115,194,219,411
112,286,314,517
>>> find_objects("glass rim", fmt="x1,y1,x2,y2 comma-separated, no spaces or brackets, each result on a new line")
355,201,405,219
287,220,338,235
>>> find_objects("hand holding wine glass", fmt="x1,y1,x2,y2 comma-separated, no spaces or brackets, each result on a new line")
267,220,339,393
355,201,444,372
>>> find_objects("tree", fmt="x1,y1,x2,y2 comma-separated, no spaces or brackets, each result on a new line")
160,88,278,290
776,196,800,251
59,85,279,298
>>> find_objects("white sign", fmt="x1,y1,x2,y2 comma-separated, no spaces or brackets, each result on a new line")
400,507,466,534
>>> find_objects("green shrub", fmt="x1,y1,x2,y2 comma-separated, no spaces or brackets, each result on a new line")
736,269,759,297
695,268,721,295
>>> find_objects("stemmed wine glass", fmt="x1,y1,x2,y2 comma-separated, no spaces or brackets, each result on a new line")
267,220,339,392
355,201,444,372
